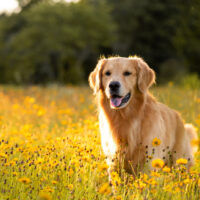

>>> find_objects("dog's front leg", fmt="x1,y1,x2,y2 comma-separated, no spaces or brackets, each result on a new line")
106,156,116,185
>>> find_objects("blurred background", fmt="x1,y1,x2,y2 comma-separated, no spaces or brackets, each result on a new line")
0,0,199,85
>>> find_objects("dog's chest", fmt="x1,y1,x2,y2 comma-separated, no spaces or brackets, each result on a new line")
99,110,140,156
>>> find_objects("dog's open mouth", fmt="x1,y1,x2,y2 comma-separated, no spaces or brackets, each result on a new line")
110,92,131,108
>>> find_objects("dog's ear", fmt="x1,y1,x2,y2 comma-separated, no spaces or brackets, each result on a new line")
89,59,106,94
136,58,155,94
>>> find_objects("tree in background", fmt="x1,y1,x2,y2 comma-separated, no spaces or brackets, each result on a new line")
17,0,44,10
0,0,116,84
174,0,200,74
0,0,199,84
103,0,200,82
106,0,183,71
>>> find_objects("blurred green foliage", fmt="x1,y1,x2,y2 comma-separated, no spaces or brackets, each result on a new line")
0,0,199,84
180,73,200,89
0,0,116,84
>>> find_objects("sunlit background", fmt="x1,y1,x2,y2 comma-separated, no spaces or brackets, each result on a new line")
0,0,78,13
0,0,19,13
0,0,199,85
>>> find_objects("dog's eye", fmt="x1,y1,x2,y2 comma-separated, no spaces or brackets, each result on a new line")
123,71,132,76
105,71,111,76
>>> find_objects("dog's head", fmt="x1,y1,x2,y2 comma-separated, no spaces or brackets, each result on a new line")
89,56,155,109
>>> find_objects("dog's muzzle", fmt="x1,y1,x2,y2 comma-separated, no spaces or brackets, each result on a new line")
110,92,131,108
108,81,131,108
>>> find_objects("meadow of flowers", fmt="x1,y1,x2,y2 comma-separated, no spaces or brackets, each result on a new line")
0,85,200,200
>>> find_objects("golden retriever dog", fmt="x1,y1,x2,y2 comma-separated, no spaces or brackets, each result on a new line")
89,56,197,177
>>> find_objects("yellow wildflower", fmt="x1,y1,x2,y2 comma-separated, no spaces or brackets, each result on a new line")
151,171,161,177
42,187,54,193
163,184,172,192
0,152,8,158
134,181,146,189
152,138,161,147
18,177,31,184
40,177,47,182
52,180,57,185
173,187,181,193
98,163,109,171
37,108,46,116
138,181,147,189
152,159,164,168
111,171,121,186
111,196,122,200
148,155,153,160
13,172,17,176
162,166,171,173
9,161,16,166
39,192,52,200
176,158,188,165
68,168,74,177
68,184,74,191
183,178,191,184
98,183,111,195
147,178,157,185
151,189,157,193
36,157,44,164
142,173,148,181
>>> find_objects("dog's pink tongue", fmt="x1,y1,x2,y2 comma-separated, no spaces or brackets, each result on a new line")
111,97,123,107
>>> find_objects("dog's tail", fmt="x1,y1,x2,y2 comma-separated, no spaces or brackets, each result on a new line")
185,123,198,154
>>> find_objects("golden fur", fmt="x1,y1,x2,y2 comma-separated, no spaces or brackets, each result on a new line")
89,56,197,175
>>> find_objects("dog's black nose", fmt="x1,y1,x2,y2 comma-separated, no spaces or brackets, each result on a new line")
109,81,120,91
